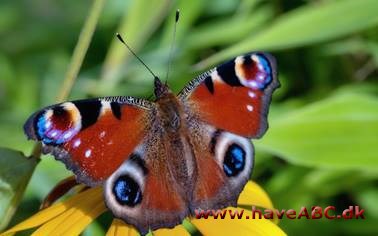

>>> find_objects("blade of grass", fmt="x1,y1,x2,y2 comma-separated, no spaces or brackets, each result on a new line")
256,93,378,170
101,0,171,83
30,0,106,160
160,0,206,47
4,0,106,230
56,0,106,102
186,6,272,50
8,5,108,229
195,0,378,70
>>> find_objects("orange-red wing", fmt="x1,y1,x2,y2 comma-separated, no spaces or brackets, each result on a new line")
103,130,190,234
180,53,279,139
185,122,254,212
24,97,153,186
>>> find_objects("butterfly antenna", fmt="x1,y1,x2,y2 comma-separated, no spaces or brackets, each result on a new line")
116,33,159,80
165,9,180,81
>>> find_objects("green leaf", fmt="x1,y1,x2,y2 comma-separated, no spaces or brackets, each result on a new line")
355,187,378,218
196,0,378,69
186,6,273,50
101,0,171,82
0,148,37,230
160,0,206,46
256,93,378,170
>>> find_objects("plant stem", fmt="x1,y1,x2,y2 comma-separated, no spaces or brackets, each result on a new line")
56,0,106,102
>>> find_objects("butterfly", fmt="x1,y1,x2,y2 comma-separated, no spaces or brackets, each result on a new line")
24,52,279,234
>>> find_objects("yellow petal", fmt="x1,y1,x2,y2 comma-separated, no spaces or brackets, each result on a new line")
106,219,139,236
31,187,104,236
238,181,273,209
191,207,286,236
31,207,78,235
154,225,190,236
1,187,102,235
59,201,106,236
106,221,116,236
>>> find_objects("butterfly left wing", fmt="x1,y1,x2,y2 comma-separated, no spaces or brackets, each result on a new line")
179,52,279,139
103,119,193,234
24,97,153,186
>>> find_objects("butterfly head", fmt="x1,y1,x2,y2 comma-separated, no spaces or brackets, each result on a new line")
154,76,171,99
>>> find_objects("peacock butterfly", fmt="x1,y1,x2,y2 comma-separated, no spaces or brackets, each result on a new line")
24,22,279,234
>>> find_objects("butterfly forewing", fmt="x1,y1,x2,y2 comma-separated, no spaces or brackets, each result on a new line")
24,97,153,186
179,52,279,138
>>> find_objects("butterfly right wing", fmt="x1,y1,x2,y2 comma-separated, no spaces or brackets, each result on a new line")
179,52,279,139
178,52,278,211
185,117,254,211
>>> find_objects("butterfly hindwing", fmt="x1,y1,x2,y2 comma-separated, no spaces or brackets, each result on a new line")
24,97,153,186
103,120,192,234
185,116,254,211
179,52,279,138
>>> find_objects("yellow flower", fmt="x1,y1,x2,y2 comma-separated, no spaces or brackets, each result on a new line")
0,181,286,236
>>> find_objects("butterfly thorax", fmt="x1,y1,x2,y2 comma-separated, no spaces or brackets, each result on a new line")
155,81,183,133
154,77,170,99
156,91,182,133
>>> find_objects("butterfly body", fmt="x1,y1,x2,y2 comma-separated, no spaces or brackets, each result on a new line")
24,52,279,234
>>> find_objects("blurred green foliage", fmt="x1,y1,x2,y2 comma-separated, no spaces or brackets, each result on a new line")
0,148,37,230
0,0,377,235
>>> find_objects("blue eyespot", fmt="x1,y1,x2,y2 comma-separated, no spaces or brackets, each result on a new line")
257,54,272,89
113,175,142,207
223,143,246,177
258,55,271,74
36,114,56,144
35,107,79,145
